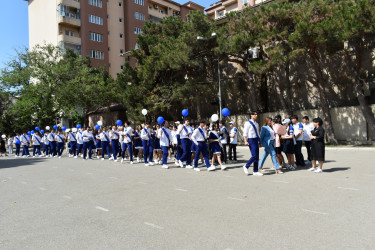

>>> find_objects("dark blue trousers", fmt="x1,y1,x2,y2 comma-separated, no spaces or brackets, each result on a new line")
57,142,64,156
33,145,41,156
49,141,56,156
43,144,49,156
101,141,111,159
180,139,192,165
149,143,153,163
111,139,119,160
245,138,259,172
15,144,21,156
83,141,93,159
142,140,149,163
22,145,29,156
69,141,77,156
77,143,83,155
161,146,169,165
194,142,211,168
121,142,133,161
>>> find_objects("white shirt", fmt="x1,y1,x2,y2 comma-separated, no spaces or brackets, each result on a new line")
293,122,304,141
191,126,207,145
179,125,192,139
100,131,110,142
76,131,83,144
230,127,238,144
122,127,133,143
171,130,178,144
47,133,56,142
55,134,65,143
302,122,314,141
7,138,13,146
268,126,276,140
68,132,76,142
43,134,50,145
243,120,259,139
32,135,42,145
21,135,30,145
219,126,228,144
141,127,151,140
158,127,172,146
14,136,21,144
110,130,119,140
82,131,93,142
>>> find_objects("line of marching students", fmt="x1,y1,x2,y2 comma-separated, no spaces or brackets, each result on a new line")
2,113,325,174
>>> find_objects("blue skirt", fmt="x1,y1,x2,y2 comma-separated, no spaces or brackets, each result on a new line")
191,142,196,152
211,142,221,154
154,138,161,150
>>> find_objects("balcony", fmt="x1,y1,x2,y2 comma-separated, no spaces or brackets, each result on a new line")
57,0,80,9
58,34,81,45
58,15,81,27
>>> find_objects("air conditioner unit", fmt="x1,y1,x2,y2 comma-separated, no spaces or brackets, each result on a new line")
176,11,180,15
76,45,81,50
154,5,158,9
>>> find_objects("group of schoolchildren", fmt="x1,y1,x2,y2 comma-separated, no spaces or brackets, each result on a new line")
2,112,324,174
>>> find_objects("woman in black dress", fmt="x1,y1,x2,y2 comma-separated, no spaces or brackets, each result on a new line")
308,118,325,173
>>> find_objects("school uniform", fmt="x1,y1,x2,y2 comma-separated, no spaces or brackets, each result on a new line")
229,127,238,161
68,132,77,156
303,122,314,161
293,122,305,166
134,131,143,149
100,131,111,159
47,132,57,156
283,125,295,154
95,135,101,152
179,125,193,166
7,137,13,154
121,127,133,162
189,127,196,153
219,126,228,163
55,133,65,157
42,134,50,156
32,134,42,156
191,127,211,169
209,131,222,154
148,131,155,163
82,130,94,159
176,124,183,162
14,136,21,156
141,127,151,164
76,131,84,156
110,130,120,160
158,127,172,166
20,134,30,156
243,120,260,172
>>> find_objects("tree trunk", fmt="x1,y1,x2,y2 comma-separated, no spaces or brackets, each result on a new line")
243,69,258,112
309,39,338,144
272,72,292,117
196,96,201,121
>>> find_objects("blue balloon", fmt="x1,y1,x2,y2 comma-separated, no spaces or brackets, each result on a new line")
35,127,40,131
41,130,45,134
222,108,230,117
95,125,100,130
62,126,67,131
31,130,35,134
116,120,123,126
76,124,81,129
27,131,31,135
53,125,58,130
182,109,189,117
157,116,164,124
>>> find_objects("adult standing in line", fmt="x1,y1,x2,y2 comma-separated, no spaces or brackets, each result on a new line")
32,131,42,157
178,119,193,168
302,116,314,163
291,115,306,167
219,121,228,165
14,133,21,157
228,121,238,162
68,128,77,158
55,130,65,158
259,117,283,174
243,111,263,176
121,122,134,164
141,123,152,166
158,120,172,169
100,127,112,161
48,129,57,157
191,121,215,172
109,125,120,162
308,118,325,173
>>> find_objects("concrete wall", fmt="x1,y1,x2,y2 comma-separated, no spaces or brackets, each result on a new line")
225,105,375,144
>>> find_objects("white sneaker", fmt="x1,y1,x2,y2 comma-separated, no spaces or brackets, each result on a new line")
221,165,227,170
307,167,316,172
145,163,149,166
243,165,249,175
186,165,193,169
194,167,200,172
101,158,104,161
130,161,133,164
121,159,124,163
54,156,57,158
59,156,61,159
97,156,100,159
74,156,77,159
253,172,264,176
114,159,118,162
178,160,184,168
137,157,140,162
149,162,154,166
207,166,216,171
124,157,128,161
159,160,162,165
175,161,179,166
154,159,158,163
33,156,36,158
109,157,113,161
162,164,169,169
168,157,171,160
314,168,323,173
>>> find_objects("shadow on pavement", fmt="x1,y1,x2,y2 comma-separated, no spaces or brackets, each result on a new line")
0,157,48,170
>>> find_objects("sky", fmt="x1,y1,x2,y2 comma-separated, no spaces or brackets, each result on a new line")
0,0,216,68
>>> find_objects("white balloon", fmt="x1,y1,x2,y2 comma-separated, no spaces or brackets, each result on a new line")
66,129,70,132
211,114,219,122
72,128,77,132
46,126,50,130
97,121,103,126
1,134,6,139
142,109,148,116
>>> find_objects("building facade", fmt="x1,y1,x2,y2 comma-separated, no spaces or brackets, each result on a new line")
25,0,204,78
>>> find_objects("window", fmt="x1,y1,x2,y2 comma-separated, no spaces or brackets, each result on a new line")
134,27,142,35
133,0,144,6
58,5,80,19
89,32,103,42
89,15,103,25
90,50,104,60
120,33,123,38
65,30,74,36
119,2,122,6
121,65,124,70
119,18,123,22
89,0,103,8
120,49,123,53
134,12,145,21
108,47,110,51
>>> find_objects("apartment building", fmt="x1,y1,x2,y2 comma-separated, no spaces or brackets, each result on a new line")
205,0,275,20
25,0,204,78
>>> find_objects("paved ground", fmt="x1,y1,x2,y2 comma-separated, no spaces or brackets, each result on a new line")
1,146,375,250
